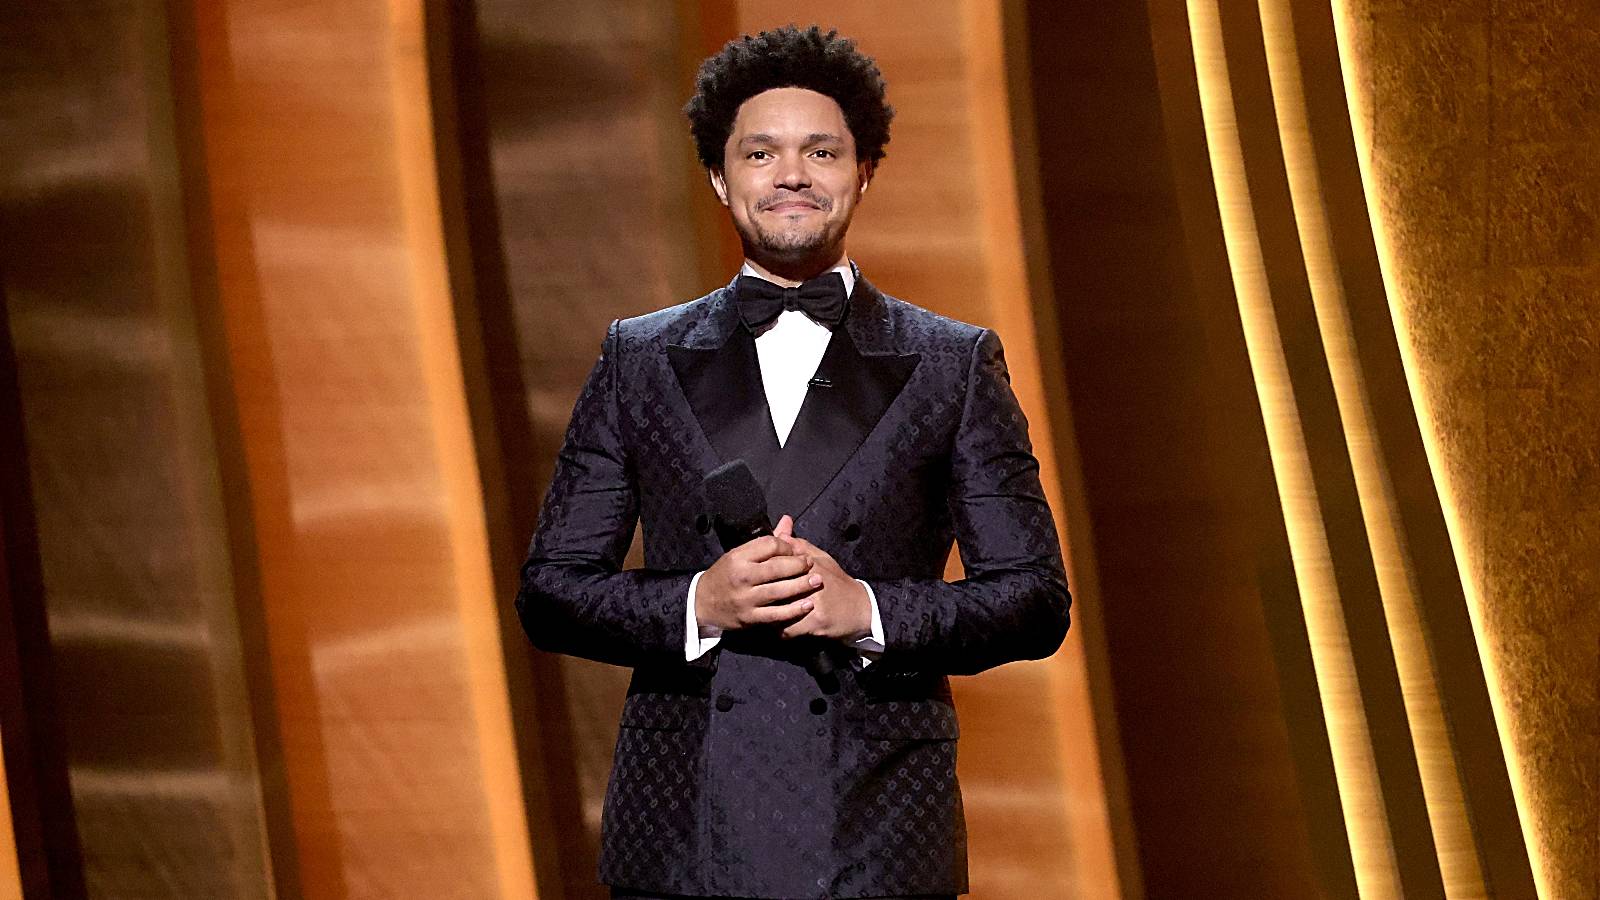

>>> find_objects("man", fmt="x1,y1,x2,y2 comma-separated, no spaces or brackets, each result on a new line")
518,25,1069,900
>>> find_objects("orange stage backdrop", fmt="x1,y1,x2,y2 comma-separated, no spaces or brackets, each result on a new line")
0,1,1592,898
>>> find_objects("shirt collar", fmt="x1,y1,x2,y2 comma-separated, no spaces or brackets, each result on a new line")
738,259,856,299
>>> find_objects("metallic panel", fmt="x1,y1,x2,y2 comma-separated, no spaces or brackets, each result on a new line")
179,0,535,894
1022,0,1358,893
1336,1,1598,896
0,729,17,895
1269,0,1535,895
1186,0,1443,893
432,0,716,894
0,1,274,895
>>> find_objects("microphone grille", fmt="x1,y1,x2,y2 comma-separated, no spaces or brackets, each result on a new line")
704,459,769,527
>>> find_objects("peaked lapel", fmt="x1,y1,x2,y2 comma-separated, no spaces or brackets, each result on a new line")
666,282,782,493
764,276,921,522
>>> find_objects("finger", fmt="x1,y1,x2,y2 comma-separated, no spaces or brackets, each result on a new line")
784,533,822,554
773,514,794,539
744,554,812,584
742,596,814,626
780,613,828,640
784,535,834,567
739,534,795,563
750,571,822,605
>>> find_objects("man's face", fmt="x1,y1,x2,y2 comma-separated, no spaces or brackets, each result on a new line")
710,87,871,273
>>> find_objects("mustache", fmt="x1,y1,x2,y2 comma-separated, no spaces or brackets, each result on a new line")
757,192,832,212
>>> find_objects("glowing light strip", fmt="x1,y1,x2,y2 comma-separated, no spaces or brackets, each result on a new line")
389,0,538,895
1325,3,1547,896
1183,0,1403,893
0,726,19,895
1251,1,1488,894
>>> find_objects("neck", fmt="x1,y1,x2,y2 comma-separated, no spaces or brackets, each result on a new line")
741,248,849,287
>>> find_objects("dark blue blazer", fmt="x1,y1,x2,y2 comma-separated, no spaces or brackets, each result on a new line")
517,275,1070,899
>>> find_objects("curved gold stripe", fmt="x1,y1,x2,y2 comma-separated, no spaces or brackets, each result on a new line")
387,0,538,894
1185,0,1406,893
1253,1,1489,895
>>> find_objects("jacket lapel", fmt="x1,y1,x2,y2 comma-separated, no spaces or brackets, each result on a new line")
666,284,782,491
764,277,920,522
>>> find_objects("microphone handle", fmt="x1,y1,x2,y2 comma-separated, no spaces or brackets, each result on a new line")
711,516,837,682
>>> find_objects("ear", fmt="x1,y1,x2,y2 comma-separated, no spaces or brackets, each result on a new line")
708,168,730,207
856,159,874,197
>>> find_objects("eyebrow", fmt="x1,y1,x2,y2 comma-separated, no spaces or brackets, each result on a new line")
737,132,845,146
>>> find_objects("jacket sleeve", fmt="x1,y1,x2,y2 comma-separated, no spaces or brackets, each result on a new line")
515,319,695,668
867,328,1071,675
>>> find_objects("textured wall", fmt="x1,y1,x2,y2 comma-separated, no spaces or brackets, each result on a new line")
0,2,273,895
442,2,711,895
183,0,535,893
1341,1,1599,895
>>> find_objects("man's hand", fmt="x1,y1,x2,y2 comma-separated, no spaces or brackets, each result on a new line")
694,515,819,633
775,520,872,642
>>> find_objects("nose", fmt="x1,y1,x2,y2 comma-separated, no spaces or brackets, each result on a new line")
772,151,811,191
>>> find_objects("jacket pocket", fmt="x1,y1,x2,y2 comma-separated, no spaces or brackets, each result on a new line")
618,691,707,731
859,698,960,740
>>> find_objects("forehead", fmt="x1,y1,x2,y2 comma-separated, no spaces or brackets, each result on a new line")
728,87,853,143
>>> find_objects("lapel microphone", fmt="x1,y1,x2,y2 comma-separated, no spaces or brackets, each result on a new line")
703,460,838,682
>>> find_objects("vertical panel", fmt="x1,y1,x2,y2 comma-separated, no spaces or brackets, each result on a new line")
182,0,534,894
0,281,84,898
1023,0,1360,894
1188,0,1444,894
1335,1,1596,896
997,0,1148,893
0,728,17,896
431,0,715,895
1267,0,1536,895
963,2,1131,896
0,1,274,895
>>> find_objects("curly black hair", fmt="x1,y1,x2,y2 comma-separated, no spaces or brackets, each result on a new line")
685,25,894,169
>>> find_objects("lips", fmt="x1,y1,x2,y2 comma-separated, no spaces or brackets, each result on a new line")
758,192,830,213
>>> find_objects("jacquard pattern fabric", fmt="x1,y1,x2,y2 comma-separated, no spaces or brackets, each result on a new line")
517,277,1070,899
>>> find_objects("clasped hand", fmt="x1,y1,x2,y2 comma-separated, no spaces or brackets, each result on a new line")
694,515,870,641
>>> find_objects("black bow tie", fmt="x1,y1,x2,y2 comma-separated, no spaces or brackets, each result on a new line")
734,272,849,332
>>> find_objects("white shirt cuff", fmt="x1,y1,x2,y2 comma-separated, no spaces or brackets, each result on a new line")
685,570,722,661
853,578,885,667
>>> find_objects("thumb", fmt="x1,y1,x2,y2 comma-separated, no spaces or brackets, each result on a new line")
773,514,794,540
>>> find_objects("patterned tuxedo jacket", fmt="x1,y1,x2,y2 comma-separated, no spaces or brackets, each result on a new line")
517,274,1070,899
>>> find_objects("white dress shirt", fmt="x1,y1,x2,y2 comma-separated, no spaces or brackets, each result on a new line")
684,261,886,663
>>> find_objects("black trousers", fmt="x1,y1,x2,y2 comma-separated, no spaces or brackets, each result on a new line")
612,892,956,900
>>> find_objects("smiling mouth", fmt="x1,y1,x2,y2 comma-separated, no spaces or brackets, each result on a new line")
764,202,820,213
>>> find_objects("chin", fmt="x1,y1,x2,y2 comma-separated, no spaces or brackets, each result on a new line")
756,228,831,255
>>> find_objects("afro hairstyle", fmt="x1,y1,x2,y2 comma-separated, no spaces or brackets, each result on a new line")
684,25,893,170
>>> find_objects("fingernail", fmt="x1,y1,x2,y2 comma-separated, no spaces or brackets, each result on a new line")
809,575,822,587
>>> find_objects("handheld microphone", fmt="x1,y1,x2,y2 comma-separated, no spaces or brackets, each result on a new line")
702,460,837,681
703,459,772,552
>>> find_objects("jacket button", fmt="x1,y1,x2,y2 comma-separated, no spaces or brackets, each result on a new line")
696,513,711,534
716,695,735,712
843,522,861,541
809,698,828,715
